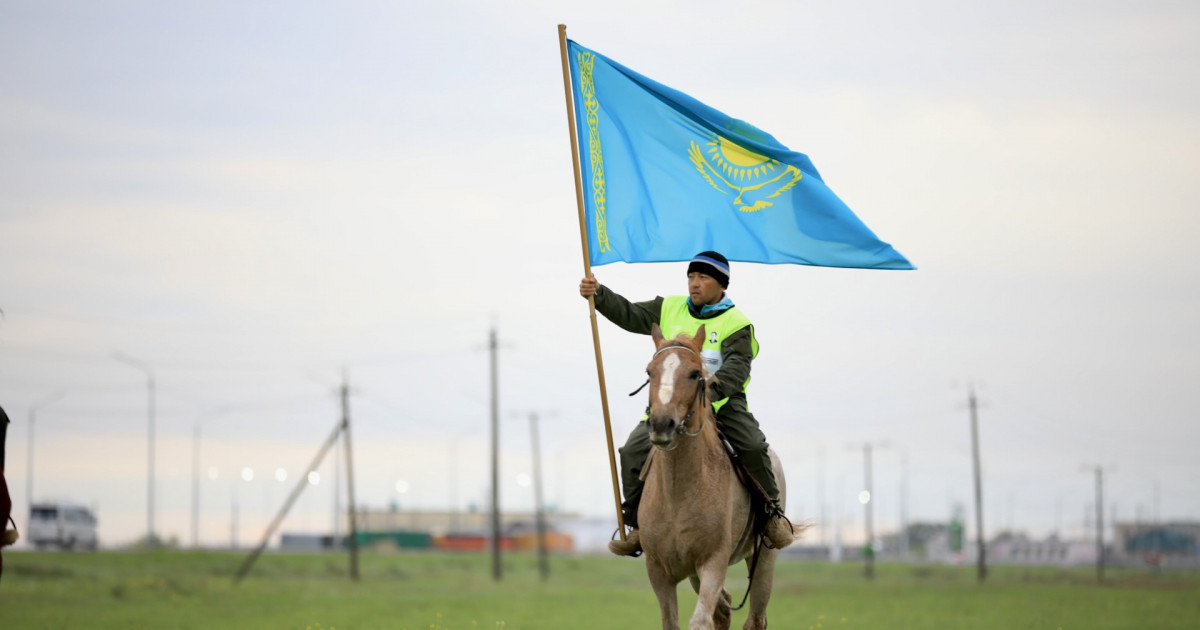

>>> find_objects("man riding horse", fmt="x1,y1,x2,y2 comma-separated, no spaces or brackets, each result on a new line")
579,251,796,555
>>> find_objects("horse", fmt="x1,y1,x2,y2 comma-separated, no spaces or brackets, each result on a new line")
637,323,790,630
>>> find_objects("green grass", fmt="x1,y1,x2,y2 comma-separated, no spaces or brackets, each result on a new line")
2,550,1198,629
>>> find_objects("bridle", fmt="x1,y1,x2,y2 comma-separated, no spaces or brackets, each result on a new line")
629,343,708,447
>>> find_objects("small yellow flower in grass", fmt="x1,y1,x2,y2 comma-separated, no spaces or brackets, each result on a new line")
841,618,848,624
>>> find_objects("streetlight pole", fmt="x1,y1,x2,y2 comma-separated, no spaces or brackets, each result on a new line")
114,352,156,545
26,391,66,536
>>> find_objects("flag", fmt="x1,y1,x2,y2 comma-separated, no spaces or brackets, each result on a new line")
567,40,913,270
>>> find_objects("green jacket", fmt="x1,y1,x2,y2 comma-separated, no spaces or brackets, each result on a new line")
593,285,756,405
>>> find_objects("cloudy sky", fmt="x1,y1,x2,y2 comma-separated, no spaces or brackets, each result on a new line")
2,0,1197,550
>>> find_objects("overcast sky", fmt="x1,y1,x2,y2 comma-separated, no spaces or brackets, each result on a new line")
2,0,1198,550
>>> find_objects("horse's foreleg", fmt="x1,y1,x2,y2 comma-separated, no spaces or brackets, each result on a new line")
647,561,680,630
742,548,778,630
689,576,732,630
688,560,730,630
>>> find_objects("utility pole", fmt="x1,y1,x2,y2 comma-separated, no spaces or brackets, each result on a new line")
530,412,550,581
968,385,987,583
849,440,888,580
341,371,360,581
489,327,502,581
863,442,875,580
235,408,356,584
1082,464,1113,583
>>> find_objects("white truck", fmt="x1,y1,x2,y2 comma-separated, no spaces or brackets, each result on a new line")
28,502,98,550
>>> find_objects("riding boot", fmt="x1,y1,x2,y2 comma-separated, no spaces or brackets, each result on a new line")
763,499,798,550
607,490,644,556
607,528,641,557
610,422,650,557
741,451,799,549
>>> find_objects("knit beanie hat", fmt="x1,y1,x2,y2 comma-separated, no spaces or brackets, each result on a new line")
687,251,730,288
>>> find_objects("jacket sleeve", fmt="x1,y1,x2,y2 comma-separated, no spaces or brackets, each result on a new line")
593,285,663,335
709,325,754,401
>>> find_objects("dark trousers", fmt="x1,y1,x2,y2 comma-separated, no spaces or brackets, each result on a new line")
618,396,779,528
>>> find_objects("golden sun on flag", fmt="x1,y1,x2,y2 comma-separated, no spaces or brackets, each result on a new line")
707,137,779,180
688,135,803,213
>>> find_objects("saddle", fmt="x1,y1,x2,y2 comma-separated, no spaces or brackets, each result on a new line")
639,428,774,533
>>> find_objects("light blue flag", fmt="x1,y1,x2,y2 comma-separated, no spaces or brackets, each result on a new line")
567,40,914,270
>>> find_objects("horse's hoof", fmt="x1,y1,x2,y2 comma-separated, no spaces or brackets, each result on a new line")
608,529,642,557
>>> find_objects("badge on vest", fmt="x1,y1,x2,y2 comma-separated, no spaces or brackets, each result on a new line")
702,349,722,374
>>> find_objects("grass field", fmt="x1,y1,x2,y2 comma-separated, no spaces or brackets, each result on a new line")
2,550,1199,629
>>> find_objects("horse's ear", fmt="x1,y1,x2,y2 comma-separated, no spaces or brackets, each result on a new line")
691,324,706,350
651,323,664,345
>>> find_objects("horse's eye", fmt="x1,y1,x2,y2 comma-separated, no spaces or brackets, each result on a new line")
690,370,702,380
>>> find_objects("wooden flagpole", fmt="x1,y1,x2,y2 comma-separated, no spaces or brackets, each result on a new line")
557,24,626,539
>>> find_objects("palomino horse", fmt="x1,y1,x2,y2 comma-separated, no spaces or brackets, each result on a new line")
638,323,789,630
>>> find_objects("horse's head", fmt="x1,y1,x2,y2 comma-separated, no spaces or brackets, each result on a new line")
644,323,709,449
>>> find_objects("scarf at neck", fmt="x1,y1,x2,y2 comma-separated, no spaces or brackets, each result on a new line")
690,295,734,317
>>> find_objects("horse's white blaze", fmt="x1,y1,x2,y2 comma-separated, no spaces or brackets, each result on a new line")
656,353,681,408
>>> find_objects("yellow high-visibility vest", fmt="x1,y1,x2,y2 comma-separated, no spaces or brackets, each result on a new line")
657,295,758,414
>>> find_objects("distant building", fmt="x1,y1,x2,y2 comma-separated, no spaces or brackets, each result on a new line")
353,507,579,537
870,522,1098,567
281,506,579,552
987,533,1096,566
1113,521,1200,569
